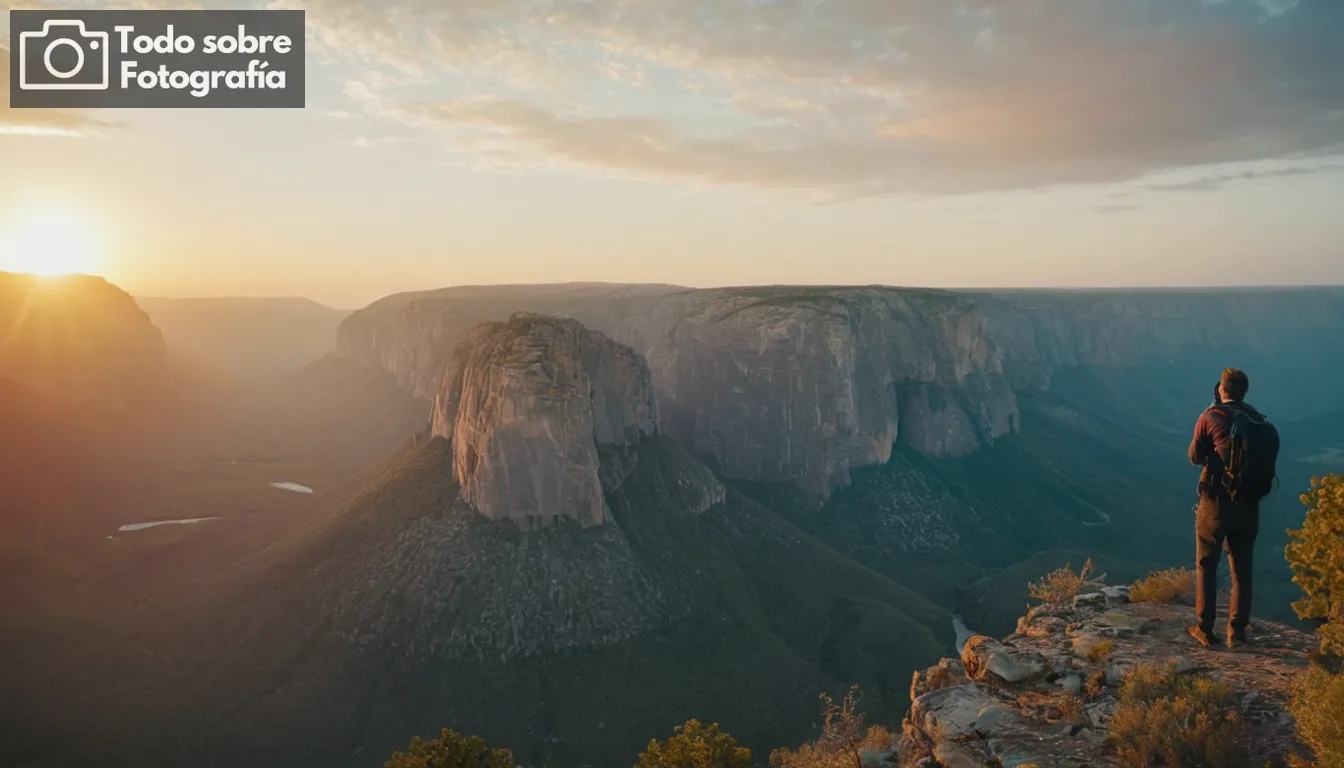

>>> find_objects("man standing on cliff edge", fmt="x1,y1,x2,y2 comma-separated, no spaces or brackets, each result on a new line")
1187,368,1280,649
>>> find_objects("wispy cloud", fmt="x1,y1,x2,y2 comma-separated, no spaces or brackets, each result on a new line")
0,46,115,138
1145,164,1342,192
337,135,409,149
286,0,1344,197
1092,204,1139,215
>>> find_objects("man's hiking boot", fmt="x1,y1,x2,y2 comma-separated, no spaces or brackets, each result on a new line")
1227,628,1249,649
1187,625,1215,648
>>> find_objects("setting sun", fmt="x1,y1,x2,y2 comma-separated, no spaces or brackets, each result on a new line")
0,210,103,278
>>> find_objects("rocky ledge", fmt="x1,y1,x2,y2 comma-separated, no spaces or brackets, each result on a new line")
900,587,1315,767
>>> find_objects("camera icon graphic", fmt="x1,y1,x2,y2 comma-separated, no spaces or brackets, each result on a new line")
18,20,110,91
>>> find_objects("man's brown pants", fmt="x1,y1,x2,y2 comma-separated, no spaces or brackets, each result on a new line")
1195,496,1258,635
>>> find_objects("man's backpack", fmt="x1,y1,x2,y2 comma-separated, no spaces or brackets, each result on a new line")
1214,406,1281,502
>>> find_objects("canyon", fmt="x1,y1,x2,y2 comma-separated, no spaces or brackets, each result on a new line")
5,272,1342,768
340,284,1344,499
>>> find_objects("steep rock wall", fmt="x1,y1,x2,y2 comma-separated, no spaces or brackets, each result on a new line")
337,283,682,398
431,313,659,527
345,284,1344,499
638,288,1020,497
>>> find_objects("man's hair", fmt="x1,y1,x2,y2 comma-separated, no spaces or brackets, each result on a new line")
1221,368,1250,401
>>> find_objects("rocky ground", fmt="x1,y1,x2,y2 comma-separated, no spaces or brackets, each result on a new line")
898,585,1316,767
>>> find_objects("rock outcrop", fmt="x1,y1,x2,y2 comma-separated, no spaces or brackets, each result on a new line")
341,284,1344,499
431,313,661,527
900,587,1316,767
0,271,166,408
337,283,683,398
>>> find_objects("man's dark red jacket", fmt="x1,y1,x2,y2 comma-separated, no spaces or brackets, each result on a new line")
1189,400,1266,502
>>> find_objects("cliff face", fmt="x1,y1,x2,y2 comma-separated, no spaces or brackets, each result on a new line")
431,313,661,527
342,284,1344,499
0,272,166,408
638,288,1020,496
337,283,683,399
901,587,1315,767
321,316,731,663
640,287,1344,497
981,288,1344,384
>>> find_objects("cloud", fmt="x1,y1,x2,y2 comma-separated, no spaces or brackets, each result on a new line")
0,46,114,138
1092,204,1139,215
9,1,1342,194
337,135,408,149
1145,164,1341,192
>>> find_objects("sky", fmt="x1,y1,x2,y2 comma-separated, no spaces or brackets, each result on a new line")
2,0,1343,309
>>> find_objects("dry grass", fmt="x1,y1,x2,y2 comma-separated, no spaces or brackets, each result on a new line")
1058,695,1085,725
1028,559,1096,605
1130,568,1197,605
1108,662,1243,768
926,664,951,691
1087,638,1116,664
1086,670,1108,698
770,686,893,768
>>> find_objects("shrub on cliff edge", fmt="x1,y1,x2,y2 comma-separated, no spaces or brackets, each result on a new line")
638,720,752,768
384,729,514,768
1130,567,1196,605
1108,662,1243,768
1288,664,1344,768
770,686,893,768
1027,559,1096,605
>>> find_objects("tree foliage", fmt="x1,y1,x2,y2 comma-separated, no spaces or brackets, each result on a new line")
384,729,514,768
1289,664,1344,768
637,720,752,768
1286,474,1344,657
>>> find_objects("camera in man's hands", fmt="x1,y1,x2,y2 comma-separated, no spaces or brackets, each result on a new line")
18,20,110,91
1212,381,1222,406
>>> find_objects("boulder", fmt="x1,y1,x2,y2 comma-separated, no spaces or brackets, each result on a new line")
1058,675,1082,696
911,657,969,700
858,743,899,768
909,684,1000,739
1072,592,1106,610
1101,585,1132,604
962,635,1045,684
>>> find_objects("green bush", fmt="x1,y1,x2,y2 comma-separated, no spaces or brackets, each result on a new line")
1286,475,1344,657
1107,662,1243,768
384,729,514,768
1289,664,1344,768
637,720,752,768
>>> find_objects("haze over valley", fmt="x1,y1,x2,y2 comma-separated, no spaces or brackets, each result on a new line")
2,272,1342,767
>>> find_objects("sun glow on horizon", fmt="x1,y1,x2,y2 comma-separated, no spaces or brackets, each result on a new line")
0,210,104,278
